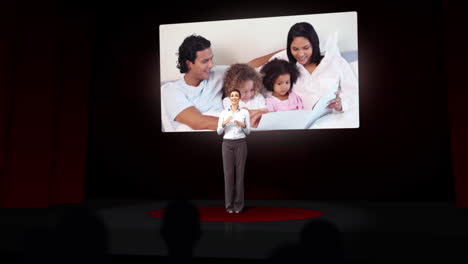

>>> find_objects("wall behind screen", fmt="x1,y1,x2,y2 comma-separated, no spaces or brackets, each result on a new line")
85,0,453,201
159,12,358,82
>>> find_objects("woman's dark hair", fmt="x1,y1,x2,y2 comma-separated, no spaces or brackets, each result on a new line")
177,35,211,73
287,22,323,65
230,89,241,97
260,59,299,92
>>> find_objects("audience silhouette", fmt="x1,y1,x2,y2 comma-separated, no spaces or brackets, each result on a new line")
53,205,110,264
268,218,345,264
300,218,345,263
160,199,201,264
18,202,347,264
19,205,110,264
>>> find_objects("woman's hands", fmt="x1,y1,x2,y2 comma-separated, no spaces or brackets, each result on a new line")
223,116,246,128
222,116,233,127
327,92,343,112
234,120,246,128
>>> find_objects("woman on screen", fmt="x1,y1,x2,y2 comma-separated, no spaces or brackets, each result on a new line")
217,89,250,214
249,22,358,115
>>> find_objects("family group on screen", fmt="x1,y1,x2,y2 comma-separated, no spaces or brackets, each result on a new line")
161,21,358,213
161,22,358,132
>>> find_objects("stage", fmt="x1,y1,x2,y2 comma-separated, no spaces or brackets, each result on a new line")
1,199,468,263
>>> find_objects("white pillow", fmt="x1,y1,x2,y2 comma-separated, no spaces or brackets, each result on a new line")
160,82,175,132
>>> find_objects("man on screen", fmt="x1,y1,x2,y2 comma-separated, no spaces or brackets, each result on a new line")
162,35,228,131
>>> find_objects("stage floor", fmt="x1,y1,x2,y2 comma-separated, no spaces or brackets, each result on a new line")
89,199,468,263
2,199,468,263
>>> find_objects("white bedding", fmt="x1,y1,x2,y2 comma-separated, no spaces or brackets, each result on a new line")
160,49,359,132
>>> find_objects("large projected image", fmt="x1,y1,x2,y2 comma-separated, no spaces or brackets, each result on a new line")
160,12,359,132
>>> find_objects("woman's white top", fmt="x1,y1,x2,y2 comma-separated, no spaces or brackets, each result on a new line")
217,107,251,139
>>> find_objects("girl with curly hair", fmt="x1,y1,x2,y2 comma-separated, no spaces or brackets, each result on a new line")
222,63,268,128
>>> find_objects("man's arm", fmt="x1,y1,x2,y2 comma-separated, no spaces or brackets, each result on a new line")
175,106,219,130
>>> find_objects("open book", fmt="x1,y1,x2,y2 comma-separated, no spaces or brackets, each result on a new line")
254,83,340,131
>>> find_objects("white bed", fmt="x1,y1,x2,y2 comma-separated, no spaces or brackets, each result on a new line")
160,50,358,132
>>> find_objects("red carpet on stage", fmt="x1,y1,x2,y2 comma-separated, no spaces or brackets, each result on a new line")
148,206,323,222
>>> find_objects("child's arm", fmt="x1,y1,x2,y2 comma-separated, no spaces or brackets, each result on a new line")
241,108,269,128
250,111,264,128
245,108,269,116
257,108,270,114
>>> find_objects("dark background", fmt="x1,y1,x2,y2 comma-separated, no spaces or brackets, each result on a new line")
82,0,455,201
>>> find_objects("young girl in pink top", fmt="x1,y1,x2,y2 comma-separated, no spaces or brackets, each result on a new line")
261,58,304,112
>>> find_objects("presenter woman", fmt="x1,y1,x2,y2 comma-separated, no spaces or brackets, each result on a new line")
217,89,250,214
